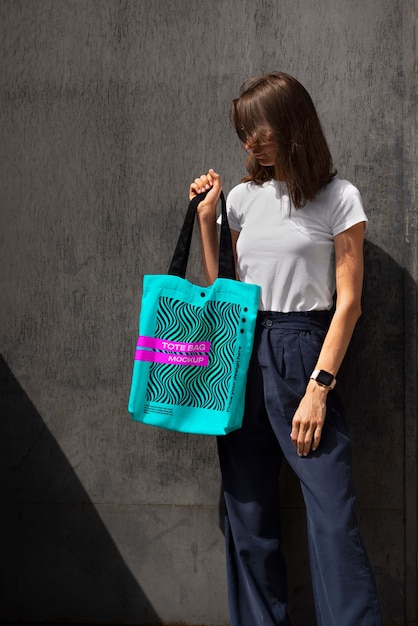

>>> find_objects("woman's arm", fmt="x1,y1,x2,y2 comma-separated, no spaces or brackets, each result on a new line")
290,221,366,457
189,169,222,284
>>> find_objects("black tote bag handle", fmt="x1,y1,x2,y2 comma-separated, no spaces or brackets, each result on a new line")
168,190,236,280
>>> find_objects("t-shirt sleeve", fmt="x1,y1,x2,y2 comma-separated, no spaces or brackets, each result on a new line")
331,182,368,236
217,185,242,231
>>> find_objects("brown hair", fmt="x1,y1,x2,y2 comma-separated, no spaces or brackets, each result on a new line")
231,72,335,208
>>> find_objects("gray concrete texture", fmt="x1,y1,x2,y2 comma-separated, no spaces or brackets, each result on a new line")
0,0,416,624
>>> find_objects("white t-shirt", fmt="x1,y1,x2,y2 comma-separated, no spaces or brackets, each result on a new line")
225,177,367,312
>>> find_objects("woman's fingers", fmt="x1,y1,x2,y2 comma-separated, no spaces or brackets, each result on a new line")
189,169,221,200
311,424,322,451
291,421,313,457
298,427,314,457
193,175,211,195
190,174,211,198
291,401,326,456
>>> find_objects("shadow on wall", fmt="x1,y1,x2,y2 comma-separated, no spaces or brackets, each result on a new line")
336,239,410,625
0,355,162,625
279,239,411,626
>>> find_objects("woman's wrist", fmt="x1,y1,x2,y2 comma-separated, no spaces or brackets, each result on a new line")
306,378,330,394
197,206,217,224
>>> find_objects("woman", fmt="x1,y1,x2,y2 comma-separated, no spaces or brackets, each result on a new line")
190,72,382,625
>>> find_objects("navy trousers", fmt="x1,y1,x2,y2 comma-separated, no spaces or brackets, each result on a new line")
217,312,382,626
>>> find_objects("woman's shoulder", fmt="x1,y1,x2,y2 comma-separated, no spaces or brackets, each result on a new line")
228,181,247,196
315,177,366,232
321,176,361,201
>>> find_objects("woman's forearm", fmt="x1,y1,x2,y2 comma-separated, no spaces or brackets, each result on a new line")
313,222,365,380
313,301,362,379
197,212,219,284
189,169,223,285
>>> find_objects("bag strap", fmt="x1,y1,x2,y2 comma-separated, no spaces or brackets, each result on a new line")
168,190,236,280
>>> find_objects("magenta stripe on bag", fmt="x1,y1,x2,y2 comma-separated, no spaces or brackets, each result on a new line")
135,349,209,366
137,336,211,353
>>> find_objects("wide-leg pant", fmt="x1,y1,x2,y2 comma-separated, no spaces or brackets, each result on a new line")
217,312,382,626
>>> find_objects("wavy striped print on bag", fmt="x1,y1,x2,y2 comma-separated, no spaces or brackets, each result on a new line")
140,297,241,410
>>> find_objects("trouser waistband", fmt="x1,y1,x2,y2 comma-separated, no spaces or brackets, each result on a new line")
257,310,331,330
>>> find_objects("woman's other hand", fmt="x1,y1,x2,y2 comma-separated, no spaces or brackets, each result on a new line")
290,381,328,456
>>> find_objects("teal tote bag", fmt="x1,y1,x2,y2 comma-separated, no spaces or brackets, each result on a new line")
128,191,261,435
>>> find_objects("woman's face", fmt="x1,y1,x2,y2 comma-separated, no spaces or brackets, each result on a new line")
244,137,279,167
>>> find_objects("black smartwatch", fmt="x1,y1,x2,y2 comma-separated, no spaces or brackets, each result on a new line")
310,369,336,389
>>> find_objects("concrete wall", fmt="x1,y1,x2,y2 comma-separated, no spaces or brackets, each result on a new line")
1,1,416,624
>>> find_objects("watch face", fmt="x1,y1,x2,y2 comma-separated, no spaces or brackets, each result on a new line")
317,370,334,386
